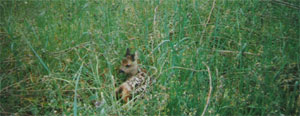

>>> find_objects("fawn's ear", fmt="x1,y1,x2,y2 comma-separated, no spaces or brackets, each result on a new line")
125,48,131,56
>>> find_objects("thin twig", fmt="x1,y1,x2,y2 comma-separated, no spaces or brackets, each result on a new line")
0,87,104,93
150,1,161,62
271,0,300,10
200,48,259,56
158,66,207,79
153,6,159,29
200,0,216,43
0,78,30,93
201,62,213,116
50,41,94,55
166,66,206,72
216,50,259,56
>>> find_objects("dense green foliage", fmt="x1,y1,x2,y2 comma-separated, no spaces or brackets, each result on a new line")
0,0,299,115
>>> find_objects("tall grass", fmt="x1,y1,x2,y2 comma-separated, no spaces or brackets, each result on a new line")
0,0,299,115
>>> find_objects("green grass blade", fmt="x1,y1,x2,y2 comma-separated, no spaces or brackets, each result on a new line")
73,63,84,116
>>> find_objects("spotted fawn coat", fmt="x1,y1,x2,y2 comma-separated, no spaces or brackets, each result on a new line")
115,48,151,103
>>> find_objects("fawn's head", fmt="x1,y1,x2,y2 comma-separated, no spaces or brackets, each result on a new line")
119,48,139,76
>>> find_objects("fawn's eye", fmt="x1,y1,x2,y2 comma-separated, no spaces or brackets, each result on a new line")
125,64,131,67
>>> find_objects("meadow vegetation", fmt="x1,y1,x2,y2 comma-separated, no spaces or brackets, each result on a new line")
0,0,299,115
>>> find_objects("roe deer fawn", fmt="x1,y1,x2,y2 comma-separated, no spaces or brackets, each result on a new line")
115,48,151,103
